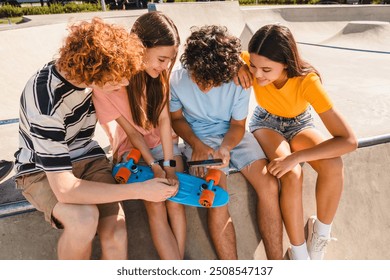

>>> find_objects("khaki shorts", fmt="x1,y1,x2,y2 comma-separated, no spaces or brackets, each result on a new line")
15,157,124,229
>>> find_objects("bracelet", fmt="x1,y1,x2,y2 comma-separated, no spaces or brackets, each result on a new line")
149,160,159,168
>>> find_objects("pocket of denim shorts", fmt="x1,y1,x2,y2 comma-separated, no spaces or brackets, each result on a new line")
255,107,270,121
295,110,313,125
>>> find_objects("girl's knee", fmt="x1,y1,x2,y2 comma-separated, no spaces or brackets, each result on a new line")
145,202,169,224
145,201,166,215
280,165,302,186
279,166,303,198
166,201,184,212
98,216,127,259
99,216,127,246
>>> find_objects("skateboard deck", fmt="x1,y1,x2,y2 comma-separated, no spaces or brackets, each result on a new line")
112,160,229,208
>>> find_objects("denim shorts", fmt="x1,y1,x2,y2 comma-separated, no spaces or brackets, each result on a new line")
121,143,182,163
249,106,315,142
182,131,266,175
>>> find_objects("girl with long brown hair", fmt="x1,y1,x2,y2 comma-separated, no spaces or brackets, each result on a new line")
93,12,185,259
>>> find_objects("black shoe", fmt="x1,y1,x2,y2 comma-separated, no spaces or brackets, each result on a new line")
0,160,14,182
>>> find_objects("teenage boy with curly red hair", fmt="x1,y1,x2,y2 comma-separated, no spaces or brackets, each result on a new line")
14,18,177,260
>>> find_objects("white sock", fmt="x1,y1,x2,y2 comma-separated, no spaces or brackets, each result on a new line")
314,218,332,238
290,242,310,260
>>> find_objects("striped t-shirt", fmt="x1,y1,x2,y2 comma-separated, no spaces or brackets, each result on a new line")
15,62,105,176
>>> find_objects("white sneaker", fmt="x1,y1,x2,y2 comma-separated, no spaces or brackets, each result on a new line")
287,247,294,260
307,216,337,260
287,246,310,260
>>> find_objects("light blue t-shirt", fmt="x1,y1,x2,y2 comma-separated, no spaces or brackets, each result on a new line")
169,66,251,138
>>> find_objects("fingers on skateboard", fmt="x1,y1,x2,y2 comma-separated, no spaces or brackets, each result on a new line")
199,169,222,208
114,148,141,184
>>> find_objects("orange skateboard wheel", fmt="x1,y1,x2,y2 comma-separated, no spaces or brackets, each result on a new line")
125,148,141,163
205,169,221,185
115,167,131,184
199,189,215,208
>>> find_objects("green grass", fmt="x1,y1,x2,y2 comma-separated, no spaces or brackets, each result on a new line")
0,17,23,25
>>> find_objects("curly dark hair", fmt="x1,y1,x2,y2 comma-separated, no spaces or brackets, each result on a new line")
180,25,242,90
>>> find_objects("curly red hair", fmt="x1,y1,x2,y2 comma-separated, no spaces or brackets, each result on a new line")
56,17,144,87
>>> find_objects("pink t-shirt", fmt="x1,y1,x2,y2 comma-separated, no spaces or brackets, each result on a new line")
92,87,163,161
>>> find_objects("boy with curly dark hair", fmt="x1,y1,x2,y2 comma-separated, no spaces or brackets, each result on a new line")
14,18,178,260
170,25,283,259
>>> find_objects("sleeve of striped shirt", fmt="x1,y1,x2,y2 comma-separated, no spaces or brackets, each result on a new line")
29,113,72,172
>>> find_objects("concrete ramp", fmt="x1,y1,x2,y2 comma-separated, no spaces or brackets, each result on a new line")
241,6,390,50
239,23,254,52
320,21,390,52
0,11,141,122
278,5,390,22
148,2,245,54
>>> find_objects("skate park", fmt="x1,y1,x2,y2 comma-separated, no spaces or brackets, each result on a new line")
0,2,389,260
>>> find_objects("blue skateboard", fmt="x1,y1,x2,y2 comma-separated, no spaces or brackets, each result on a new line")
112,149,229,208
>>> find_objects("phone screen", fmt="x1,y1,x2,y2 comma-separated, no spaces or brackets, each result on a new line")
186,159,223,167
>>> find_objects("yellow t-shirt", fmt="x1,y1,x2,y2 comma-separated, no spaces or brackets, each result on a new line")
241,51,333,118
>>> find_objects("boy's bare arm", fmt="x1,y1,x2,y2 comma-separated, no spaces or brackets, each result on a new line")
211,118,246,167
170,109,203,148
171,109,215,176
220,118,246,152
46,171,177,204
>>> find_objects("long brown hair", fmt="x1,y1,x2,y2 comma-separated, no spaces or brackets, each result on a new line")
128,12,180,129
248,24,321,80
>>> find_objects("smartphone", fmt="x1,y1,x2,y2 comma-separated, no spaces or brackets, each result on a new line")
186,158,223,167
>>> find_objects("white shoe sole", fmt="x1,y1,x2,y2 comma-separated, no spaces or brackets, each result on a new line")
307,215,318,259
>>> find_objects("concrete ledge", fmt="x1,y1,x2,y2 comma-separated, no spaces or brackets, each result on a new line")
1,143,389,259
148,2,246,49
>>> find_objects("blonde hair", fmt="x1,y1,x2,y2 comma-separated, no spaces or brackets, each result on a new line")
56,17,144,87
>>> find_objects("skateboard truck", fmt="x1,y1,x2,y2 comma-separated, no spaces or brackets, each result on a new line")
114,149,141,184
199,169,222,208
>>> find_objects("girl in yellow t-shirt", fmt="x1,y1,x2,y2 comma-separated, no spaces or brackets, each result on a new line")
237,24,358,260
